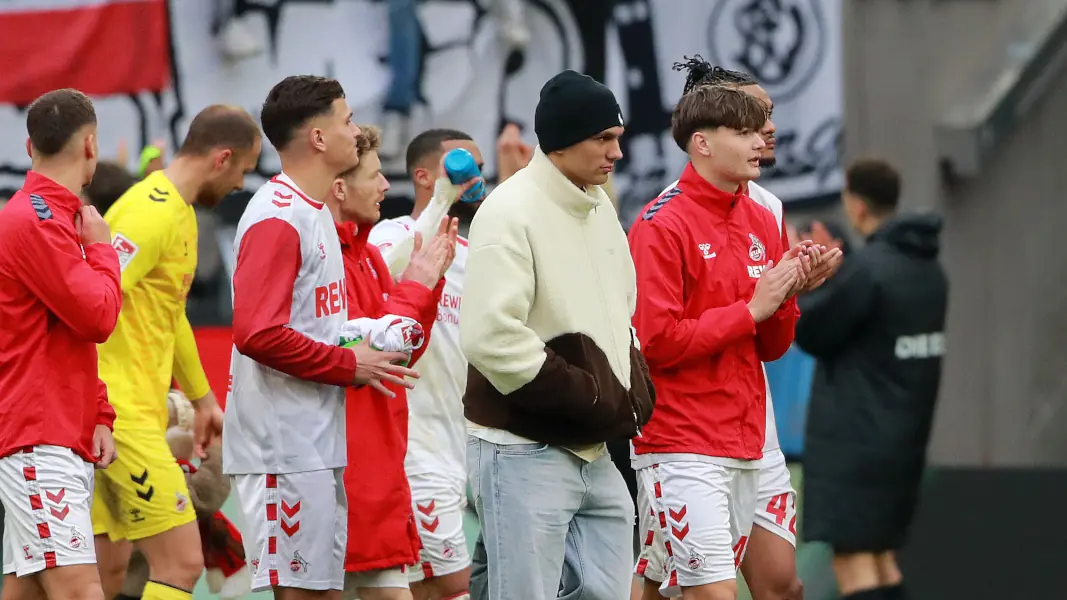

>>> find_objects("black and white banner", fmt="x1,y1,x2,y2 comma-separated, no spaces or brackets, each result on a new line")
0,0,842,220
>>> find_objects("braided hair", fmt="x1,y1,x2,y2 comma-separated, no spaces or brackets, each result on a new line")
672,55,756,95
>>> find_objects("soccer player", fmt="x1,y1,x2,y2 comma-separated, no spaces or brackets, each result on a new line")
330,125,457,600
627,85,815,600
0,89,120,600
460,70,655,600
89,105,261,600
223,75,419,600
368,129,486,600
631,60,842,600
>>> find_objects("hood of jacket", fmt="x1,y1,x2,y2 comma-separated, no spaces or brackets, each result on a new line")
870,213,943,258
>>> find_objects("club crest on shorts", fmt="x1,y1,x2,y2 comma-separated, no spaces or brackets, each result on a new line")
290,550,308,573
69,526,86,549
687,549,705,570
442,539,456,559
748,233,766,262
250,558,260,574
175,491,189,512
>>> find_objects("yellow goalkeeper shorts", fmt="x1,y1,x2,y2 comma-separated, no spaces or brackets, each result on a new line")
91,429,196,540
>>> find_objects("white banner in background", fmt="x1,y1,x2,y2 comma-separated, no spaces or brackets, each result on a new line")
0,0,842,218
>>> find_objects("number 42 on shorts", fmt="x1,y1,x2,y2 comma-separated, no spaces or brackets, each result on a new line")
765,493,797,536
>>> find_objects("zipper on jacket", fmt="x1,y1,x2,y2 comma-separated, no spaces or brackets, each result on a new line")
629,328,643,437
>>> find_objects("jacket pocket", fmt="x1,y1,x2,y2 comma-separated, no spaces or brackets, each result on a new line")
539,333,615,423
494,442,551,456
549,336,655,441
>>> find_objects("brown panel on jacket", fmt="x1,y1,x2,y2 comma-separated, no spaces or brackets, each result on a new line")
464,332,656,446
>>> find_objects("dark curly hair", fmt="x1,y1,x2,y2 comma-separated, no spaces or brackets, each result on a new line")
673,55,756,95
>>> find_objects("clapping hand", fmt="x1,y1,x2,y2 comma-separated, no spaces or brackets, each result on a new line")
747,259,801,322
780,241,815,297
401,217,459,289
801,246,844,292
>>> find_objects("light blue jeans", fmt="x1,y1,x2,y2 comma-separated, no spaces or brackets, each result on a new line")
467,436,635,600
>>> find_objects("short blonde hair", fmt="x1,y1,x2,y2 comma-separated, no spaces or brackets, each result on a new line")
356,124,382,157
339,125,383,180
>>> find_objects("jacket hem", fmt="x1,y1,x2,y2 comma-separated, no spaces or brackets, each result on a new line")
344,552,420,573
631,444,764,462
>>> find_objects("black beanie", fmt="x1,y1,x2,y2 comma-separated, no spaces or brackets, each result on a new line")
535,70,623,153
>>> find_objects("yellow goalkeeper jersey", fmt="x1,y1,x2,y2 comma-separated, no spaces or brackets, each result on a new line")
98,171,212,432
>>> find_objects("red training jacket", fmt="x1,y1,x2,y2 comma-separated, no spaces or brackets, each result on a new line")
338,220,444,573
628,164,798,460
0,172,120,461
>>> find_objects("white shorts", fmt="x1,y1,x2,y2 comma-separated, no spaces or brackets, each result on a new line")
752,451,797,547
407,472,471,582
634,462,758,597
232,468,347,592
635,451,798,586
343,565,410,598
0,446,96,577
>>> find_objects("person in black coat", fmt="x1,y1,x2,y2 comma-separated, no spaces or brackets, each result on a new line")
795,159,948,600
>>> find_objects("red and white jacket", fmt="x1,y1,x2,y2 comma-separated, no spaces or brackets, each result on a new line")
337,220,443,573
628,164,798,461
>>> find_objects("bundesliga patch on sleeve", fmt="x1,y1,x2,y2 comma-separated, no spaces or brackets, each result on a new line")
111,234,139,271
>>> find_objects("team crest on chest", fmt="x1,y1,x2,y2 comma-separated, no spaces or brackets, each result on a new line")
748,233,765,262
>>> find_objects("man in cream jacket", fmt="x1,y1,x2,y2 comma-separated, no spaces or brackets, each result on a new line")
459,70,656,600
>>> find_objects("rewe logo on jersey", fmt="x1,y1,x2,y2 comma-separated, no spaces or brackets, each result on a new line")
314,278,348,318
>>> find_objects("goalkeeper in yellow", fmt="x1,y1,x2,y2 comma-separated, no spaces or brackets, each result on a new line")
93,106,261,600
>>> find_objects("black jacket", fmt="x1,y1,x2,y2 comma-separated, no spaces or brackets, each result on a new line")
796,214,949,487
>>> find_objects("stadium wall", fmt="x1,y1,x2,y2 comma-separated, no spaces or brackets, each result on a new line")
831,0,1067,467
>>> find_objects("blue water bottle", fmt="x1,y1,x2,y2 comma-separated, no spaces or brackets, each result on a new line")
443,148,486,203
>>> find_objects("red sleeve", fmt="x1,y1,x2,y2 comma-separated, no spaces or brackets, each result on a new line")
406,277,444,366
12,219,122,343
629,218,756,370
754,217,798,361
372,247,442,366
95,378,116,429
232,219,357,387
